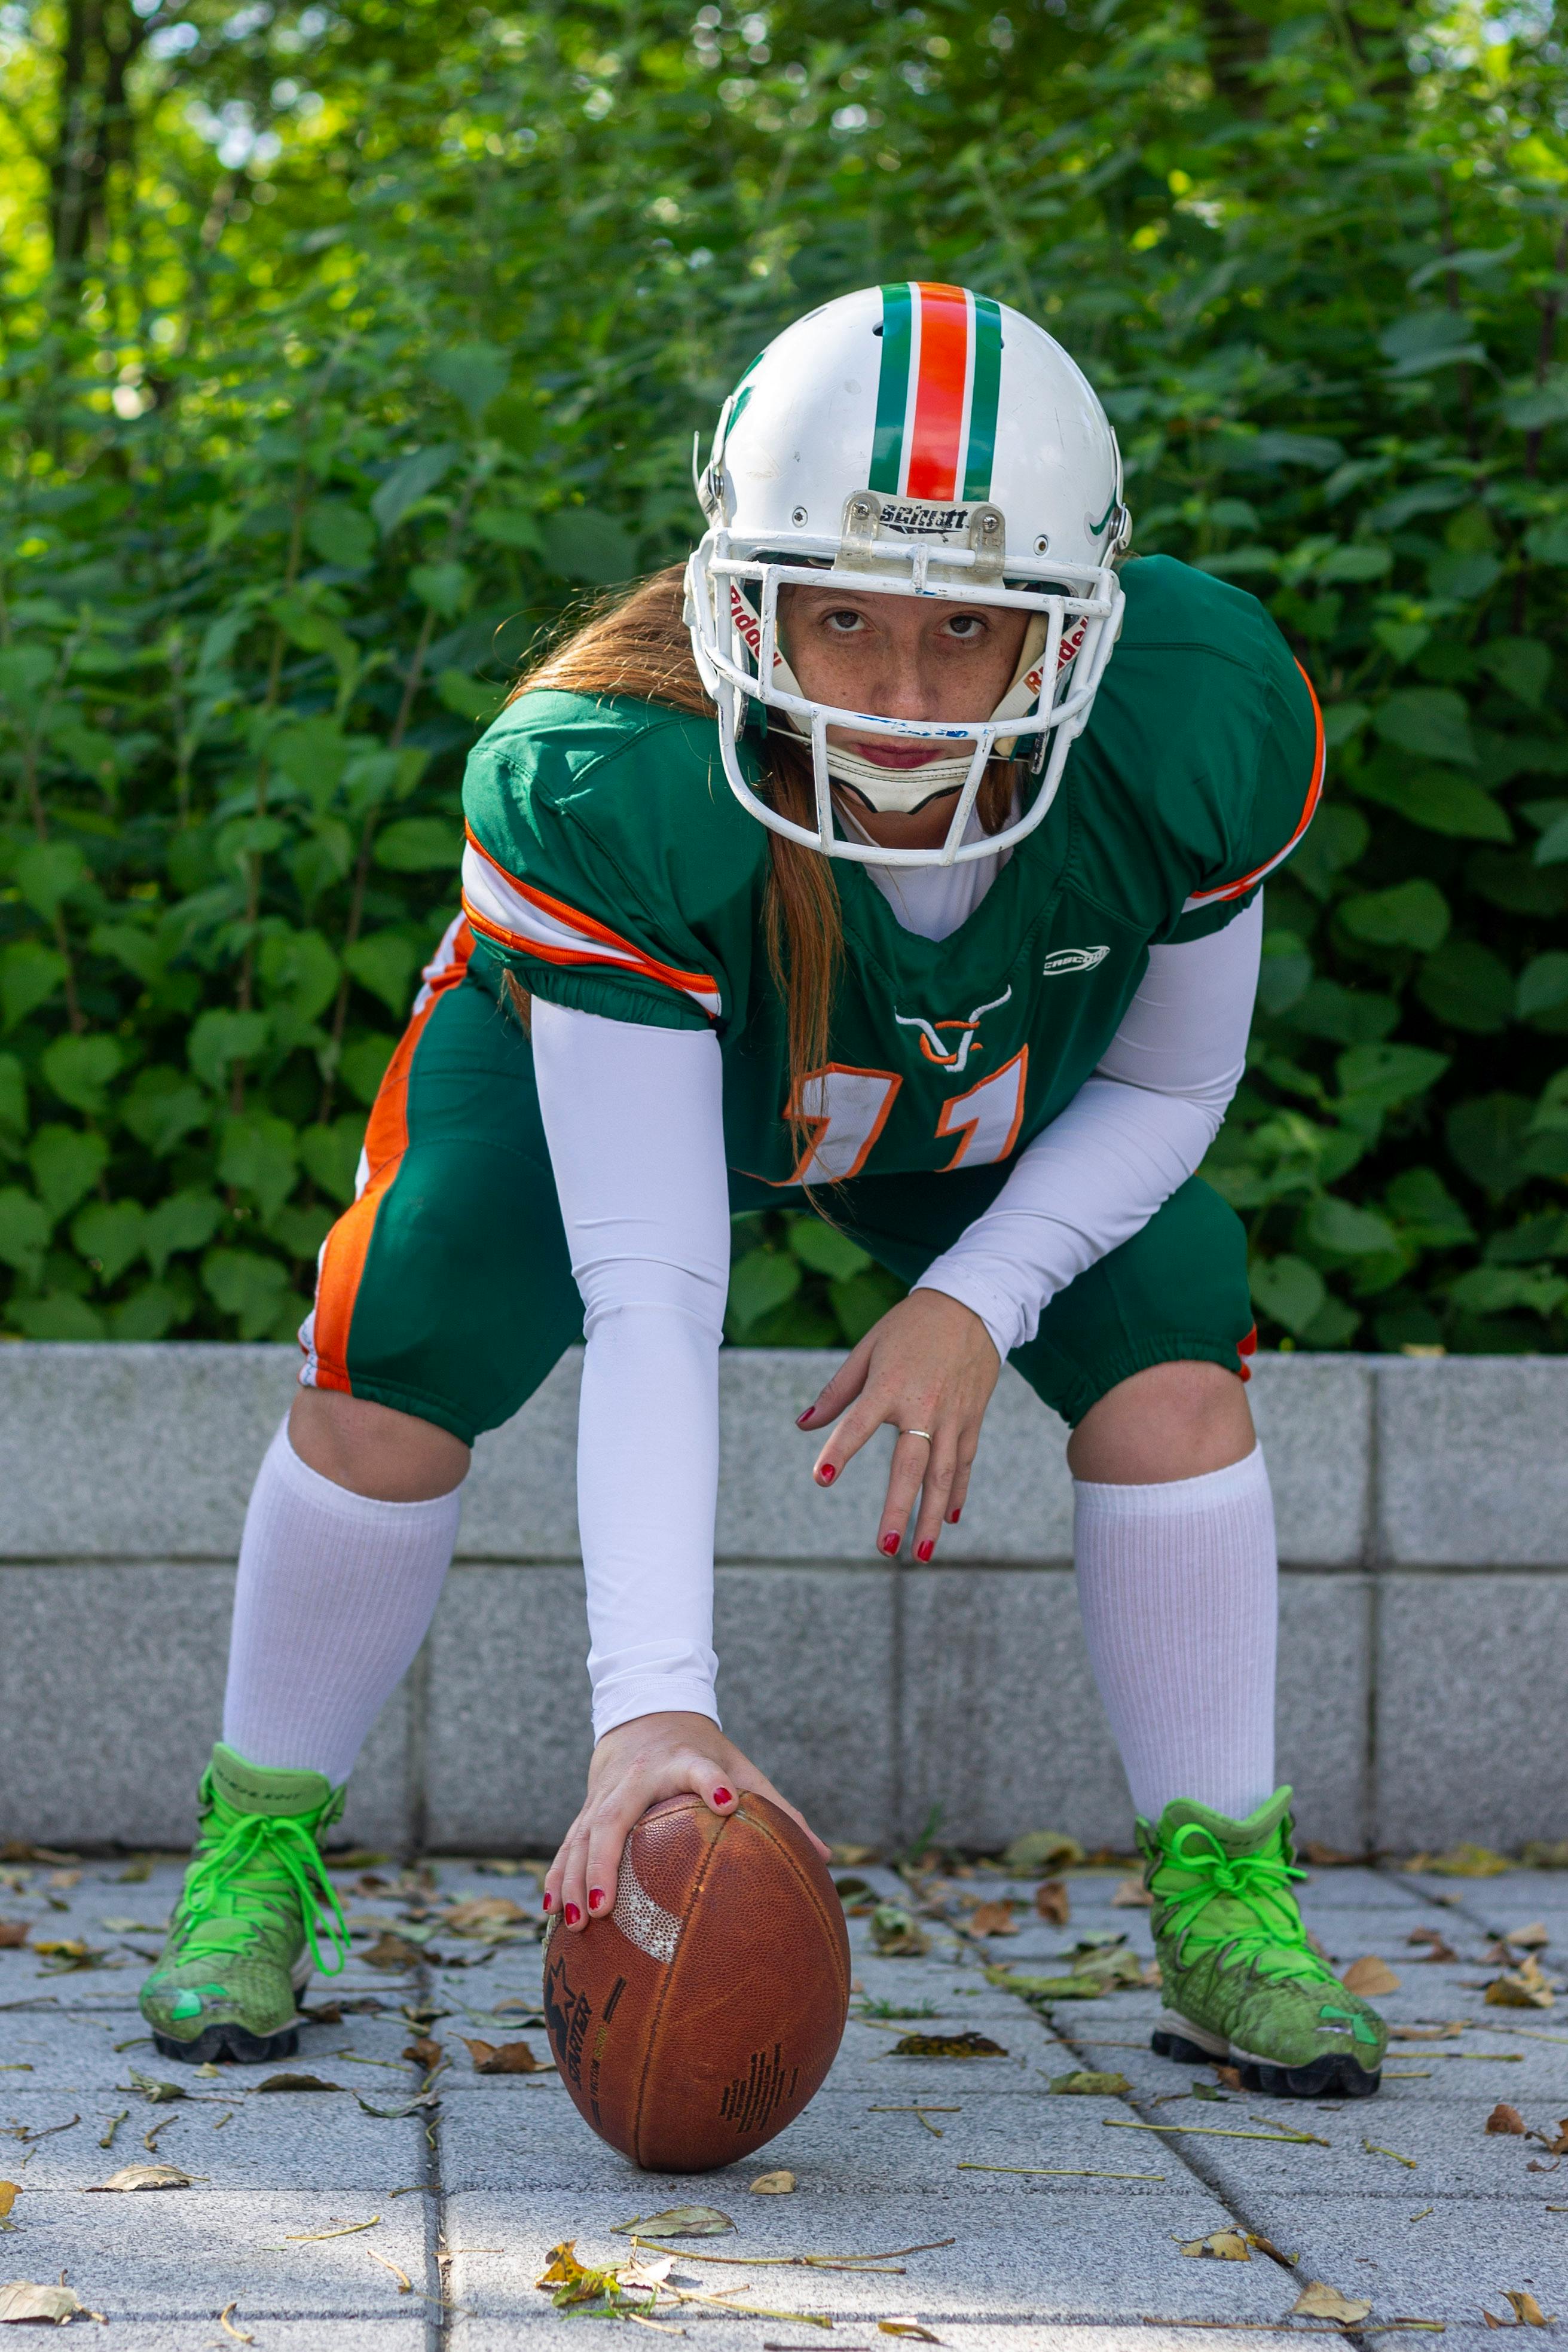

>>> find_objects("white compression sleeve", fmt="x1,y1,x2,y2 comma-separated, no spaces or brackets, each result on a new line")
913,894,1263,1358
531,1000,730,1740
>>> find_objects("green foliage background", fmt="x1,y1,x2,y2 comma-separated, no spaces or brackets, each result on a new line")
1,0,1566,1351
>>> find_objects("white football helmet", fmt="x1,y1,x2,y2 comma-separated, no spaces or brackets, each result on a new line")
684,281,1130,868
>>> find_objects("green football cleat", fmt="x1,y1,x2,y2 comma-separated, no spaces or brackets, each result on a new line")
139,1743,350,2065
1138,1787,1387,2099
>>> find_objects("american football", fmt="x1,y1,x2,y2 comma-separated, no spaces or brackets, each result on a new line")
542,1791,851,2173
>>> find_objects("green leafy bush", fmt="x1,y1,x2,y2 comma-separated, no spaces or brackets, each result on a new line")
1,0,1565,1351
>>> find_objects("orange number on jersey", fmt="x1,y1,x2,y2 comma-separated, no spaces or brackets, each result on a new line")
788,1064,902,1184
934,1046,1029,1170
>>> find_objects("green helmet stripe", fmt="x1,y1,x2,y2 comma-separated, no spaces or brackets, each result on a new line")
962,295,1002,502
869,282,913,494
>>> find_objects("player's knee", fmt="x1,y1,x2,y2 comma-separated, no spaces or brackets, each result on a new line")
1067,1357,1254,1484
289,1388,469,1502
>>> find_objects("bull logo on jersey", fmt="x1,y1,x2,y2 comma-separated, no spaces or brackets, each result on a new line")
895,986,1013,1074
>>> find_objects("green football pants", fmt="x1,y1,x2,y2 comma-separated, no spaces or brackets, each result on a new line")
303,944,1257,1447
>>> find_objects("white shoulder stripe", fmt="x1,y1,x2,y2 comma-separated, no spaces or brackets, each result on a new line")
460,844,722,1021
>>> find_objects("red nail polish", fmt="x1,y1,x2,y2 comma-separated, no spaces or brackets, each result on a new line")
817,1463,836,1485
542,1891,554,1912
588,1888,606,1911
915,1538,934,1562
880,1532,900,1557
796,1408,814,1428
564,1903,580,1925
947,1507,961,1524
713,1786,734,1806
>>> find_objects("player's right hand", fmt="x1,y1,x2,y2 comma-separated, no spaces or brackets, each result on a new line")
545,1710,830,1932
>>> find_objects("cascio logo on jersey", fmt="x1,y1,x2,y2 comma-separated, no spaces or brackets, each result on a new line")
895,986,1012,1074
1042,946,1109,977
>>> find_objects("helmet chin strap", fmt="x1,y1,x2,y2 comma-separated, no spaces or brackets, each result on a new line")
771,611,1071,817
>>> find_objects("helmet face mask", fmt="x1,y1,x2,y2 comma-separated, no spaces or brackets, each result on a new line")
684,282,1130,869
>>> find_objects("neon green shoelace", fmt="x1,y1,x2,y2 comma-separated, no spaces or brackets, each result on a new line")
179,1807,350,1978
1153,1822,1332,1986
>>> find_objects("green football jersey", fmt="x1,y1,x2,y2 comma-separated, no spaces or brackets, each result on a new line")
459,554,1322,1190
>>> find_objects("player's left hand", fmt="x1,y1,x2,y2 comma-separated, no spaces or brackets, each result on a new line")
795,1289,1000,1561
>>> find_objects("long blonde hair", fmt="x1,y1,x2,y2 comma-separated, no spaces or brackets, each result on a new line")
508,566,1015,1158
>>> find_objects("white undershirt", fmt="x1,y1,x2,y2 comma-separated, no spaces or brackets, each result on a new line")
840,793,1011,942
531,868,1262,1740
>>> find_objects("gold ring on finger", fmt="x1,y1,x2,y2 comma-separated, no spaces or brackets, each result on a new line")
901,1428,934,1444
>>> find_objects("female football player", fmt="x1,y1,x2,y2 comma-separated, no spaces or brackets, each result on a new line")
140,283,1387,2100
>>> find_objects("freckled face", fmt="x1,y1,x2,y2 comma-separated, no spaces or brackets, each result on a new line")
780,587,1028,771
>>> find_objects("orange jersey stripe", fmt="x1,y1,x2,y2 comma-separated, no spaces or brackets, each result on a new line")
905,283,970,502
308,939,463,1388
1182,661,1326,911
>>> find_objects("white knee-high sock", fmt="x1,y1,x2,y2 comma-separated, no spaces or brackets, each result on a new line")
222,1418,464,1786
1073,1444,1277,1825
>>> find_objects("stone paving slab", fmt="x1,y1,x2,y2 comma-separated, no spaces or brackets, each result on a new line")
1,2094,432,2194
6,1851,1564,2345
0,2190,430,2316
66,2328,429,2352
452,2328,1317,2352
433,2081,1199,2201
440,2187,1292,2323
1227,2189,1568,2327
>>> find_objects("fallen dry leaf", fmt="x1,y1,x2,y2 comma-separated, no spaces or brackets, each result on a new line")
1486,2104,1527,2136
125,2070,184,2104
750,2171,796,2195
1505,2293,1555,2326
1487,1955,1556,2011
1035,1881,1072,1925
891,2032,1006,2059
361,1933,424,1971
442,1897,529,1941
1111,1878,1153,1909
354,2091,439,2121
986,1968,1103,2002
1407,1927,1459,1963
965,1903,1018,1938
401,2037,442,2069
1215,2066,1244,2092
610,2206,735,2238
878,2322,941,2342
1506,1924,1551,1951
870,1907,930,1959
255,2073,341,2093
0,2281,102,2325
1301,1841,1359,1867
1292,2281,1374,2324
999,1829,1084,1876
1063,1932,1145,1988
0,1928,28,1951
85,2164,191,2192
1523,1843,1568,1870
1050,2070,1131,2097
1178,2231,1249,2261
461,2038,545,2075
1341,1955,1401,1996
1408,1843,1512,1878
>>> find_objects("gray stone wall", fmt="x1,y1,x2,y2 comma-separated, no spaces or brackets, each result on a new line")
1,1345,1563,1856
